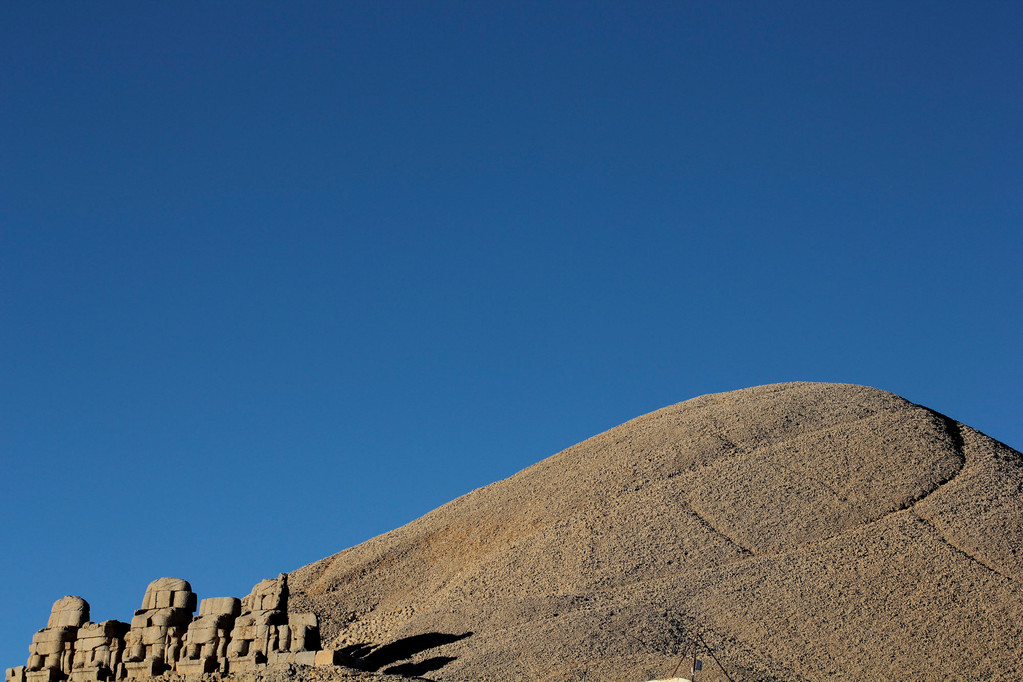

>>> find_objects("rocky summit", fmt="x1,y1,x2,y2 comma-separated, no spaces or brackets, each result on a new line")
287,383,1022,681
9,383,1023,681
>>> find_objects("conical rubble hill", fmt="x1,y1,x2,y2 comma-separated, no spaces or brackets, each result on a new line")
287,383,1023,681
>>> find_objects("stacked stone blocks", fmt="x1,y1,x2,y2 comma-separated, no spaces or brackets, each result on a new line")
6,574,341,682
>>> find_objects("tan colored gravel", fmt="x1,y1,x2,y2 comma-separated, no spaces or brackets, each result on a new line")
287,383,1023,681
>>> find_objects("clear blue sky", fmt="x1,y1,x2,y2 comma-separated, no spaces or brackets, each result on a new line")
2,0,1020,666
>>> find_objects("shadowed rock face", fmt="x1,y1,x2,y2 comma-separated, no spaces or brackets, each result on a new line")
287,383,1023,681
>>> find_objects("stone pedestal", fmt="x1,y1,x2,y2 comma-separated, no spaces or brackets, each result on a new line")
68,666,109,682
26,670,62,682
173,659,216,676
313,650,343,667
265,651,316,666
223,657,264,674
122,661,160,679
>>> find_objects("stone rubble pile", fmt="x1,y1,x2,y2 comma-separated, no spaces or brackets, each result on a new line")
6,574,343,682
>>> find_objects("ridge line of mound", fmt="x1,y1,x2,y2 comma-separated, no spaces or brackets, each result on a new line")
911,511,1010,580
678,498,756,557
887,413,967,515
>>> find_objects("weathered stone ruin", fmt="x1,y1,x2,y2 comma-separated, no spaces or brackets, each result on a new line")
6,574,342,682
176,597,238,676
16,597,90,682
123,577,196,679
71,621,129,682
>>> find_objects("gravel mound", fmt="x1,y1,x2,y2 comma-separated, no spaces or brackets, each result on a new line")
287,383,1023,681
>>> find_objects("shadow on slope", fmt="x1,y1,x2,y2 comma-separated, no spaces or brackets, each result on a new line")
383,657,458,677
340,631,473,676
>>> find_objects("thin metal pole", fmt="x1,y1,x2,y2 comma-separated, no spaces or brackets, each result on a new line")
669,639,690,679
691,630,698,679
696,631,736,682
622,630,651,650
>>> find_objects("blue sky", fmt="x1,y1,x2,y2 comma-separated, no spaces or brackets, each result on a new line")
2,1,1020,666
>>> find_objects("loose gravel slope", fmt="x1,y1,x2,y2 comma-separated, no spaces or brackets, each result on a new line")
288,383,1023,681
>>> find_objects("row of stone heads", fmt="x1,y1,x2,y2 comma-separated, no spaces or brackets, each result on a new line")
6,573,340,682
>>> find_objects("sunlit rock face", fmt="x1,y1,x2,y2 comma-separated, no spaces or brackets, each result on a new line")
7,575,338,682
288,383,1023,681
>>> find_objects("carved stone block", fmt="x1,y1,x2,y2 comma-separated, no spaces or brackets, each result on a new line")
46,599,89,630
287,613,318,652
240,575,287,614
223,657,263,674
26,670,61,682
70,620,127,681
265,652,293,666
122,577,196,674
313,650,342,667
121,661,159,680
29,629,74,658
294,652,316,666
197,598,240,618
173,659,216,676
139,579,195,614
68,667,107,682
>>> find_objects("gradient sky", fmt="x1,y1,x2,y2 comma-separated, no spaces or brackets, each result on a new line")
2,1,1021,667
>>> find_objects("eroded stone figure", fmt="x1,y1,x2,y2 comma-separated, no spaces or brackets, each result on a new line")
241,576,287,613
122,578,196,679
177,598,240,675
225,574,323,670
226,576,290,671
106,639,120,678
24,597,89,682
69,620,129,682
288,612,319,653
236,575,322,667
122,629,142,666
58,646,72,678
47,598,89,630
164,628,184,670
7,575,340,681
